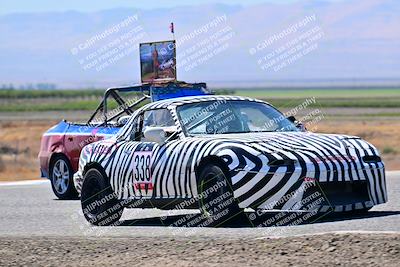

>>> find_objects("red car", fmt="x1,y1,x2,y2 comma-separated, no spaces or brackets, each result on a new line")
38,82,209,199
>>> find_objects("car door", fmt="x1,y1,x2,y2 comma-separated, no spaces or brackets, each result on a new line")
120,108,177,199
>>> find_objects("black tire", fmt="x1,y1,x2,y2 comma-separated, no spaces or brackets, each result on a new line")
198,164,242,225
80,168,123,226
49,155,78,200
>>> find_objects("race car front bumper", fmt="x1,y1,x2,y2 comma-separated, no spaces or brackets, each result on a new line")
232,164,387,212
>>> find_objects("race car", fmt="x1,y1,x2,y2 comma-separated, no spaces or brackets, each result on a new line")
74,95,387,226
38,82,209,199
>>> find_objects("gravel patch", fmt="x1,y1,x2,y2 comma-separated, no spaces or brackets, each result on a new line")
0,233,399,266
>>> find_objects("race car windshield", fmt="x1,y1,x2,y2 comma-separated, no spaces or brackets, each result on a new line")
177,100,299,135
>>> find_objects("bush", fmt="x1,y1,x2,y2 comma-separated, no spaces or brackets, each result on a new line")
383,146,397,154
0,156,4,172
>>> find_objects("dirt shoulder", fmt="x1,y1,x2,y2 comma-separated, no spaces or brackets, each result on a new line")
0,233,399,266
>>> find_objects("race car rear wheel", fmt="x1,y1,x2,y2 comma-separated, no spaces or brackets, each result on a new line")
198,164,241,225
80,168,123,226
49,155,78,200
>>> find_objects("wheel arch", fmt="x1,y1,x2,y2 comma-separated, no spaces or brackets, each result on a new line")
195,155,231,185
82,162,109,181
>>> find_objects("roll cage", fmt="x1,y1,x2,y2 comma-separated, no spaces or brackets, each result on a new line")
87,81,209,126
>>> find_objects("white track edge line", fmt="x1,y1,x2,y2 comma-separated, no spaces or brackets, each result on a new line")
0,180,50,186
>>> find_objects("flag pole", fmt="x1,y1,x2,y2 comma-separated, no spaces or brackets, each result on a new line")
170,22,175,40
169,22,177,81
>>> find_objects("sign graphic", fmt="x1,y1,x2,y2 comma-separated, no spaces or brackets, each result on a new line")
140,40,176,83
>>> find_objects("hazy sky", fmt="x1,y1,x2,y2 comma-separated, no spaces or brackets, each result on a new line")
0,0,341,14
1,0,397,85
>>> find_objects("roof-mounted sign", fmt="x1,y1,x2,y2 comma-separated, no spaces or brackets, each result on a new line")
140,40,176,83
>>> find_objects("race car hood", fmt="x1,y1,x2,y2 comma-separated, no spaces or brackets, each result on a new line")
193,131,377,153
190,131,382,172
247,132,377,154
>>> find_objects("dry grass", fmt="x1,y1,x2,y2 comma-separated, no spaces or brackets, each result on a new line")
0,120,57,181
0,119,399,182
314,120,400,170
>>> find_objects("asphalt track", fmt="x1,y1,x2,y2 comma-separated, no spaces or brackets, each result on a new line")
0,172,399,239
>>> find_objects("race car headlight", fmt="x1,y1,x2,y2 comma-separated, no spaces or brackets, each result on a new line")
268,159,297,167
362,155,381,163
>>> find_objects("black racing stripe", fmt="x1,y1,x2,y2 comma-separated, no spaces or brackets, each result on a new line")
247,162,298,208
153,141,181,197
272,138,321,182
164,144,181,198
340,138,362,181
178,141,194,198
364,141,386,203
232,171,259,192
104,144,127,193
303,135,346,182
235,142,298,205
285,135,331,180
329,135,356,181
150,146,161,197
119,143,137,197
149,145,160,198
96,141,120,164
273,178,303,210
181,141,199,197
311,135,351,181
103,143,122,170
182,141,203,198
172,141,191,197
184,165,193,197
243,140,309,208
151,145,168,197
354,139,382,203
170,143,184,197
349,139,376,203
305,135,347,182
317,134,342,147
193,140,220,170
230,147,266,191
235,169,277,204
298,135,341,181
379,168,387,202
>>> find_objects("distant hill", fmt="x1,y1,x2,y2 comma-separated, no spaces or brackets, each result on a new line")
0,0,399,88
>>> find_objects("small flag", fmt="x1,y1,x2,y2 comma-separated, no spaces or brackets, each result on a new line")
169,22,174,34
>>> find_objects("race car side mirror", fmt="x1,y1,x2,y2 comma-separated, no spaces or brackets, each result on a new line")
143,127,168,145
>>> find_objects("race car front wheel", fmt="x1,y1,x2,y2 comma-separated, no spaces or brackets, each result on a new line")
80,168,123,226
49,155,78,200
198,164,242,225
